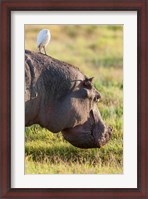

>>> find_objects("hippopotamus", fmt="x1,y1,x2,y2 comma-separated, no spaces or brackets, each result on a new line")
25,50,112,148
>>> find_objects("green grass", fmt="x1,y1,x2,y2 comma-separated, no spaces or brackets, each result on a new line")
25,160,122,174
25,125,122,174
25,25,123,174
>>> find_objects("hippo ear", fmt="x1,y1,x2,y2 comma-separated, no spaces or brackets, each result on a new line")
88,77,94,82
83,77,94,89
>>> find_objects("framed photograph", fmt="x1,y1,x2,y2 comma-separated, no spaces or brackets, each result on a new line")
0,0,148,198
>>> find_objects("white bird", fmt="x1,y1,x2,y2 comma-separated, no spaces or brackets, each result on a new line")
37,29,51,55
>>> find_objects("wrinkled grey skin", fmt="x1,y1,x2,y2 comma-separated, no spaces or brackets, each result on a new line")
25,50,112,148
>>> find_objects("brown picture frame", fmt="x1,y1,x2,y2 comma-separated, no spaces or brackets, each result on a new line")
0,0,148,198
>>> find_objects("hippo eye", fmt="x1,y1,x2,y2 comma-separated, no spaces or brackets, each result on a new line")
94,92,101,102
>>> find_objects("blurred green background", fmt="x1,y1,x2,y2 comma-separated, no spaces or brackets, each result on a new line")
25,25,123,174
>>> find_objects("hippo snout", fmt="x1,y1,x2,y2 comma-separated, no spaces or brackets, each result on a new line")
62,108,112,149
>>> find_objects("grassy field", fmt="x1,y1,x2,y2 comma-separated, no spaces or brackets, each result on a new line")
25,25,123,174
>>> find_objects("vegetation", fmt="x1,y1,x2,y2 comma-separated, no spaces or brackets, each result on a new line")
25,25,123,174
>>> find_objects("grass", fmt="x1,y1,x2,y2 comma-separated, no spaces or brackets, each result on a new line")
25,25,123,174
25,123,122,174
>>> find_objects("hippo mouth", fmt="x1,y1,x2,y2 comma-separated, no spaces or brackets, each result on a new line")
62,109,112,149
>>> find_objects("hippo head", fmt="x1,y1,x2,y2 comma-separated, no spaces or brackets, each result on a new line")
61,78,112,148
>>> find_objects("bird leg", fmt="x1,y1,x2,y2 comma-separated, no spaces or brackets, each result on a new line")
43,46,47,55
38,45,41,53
